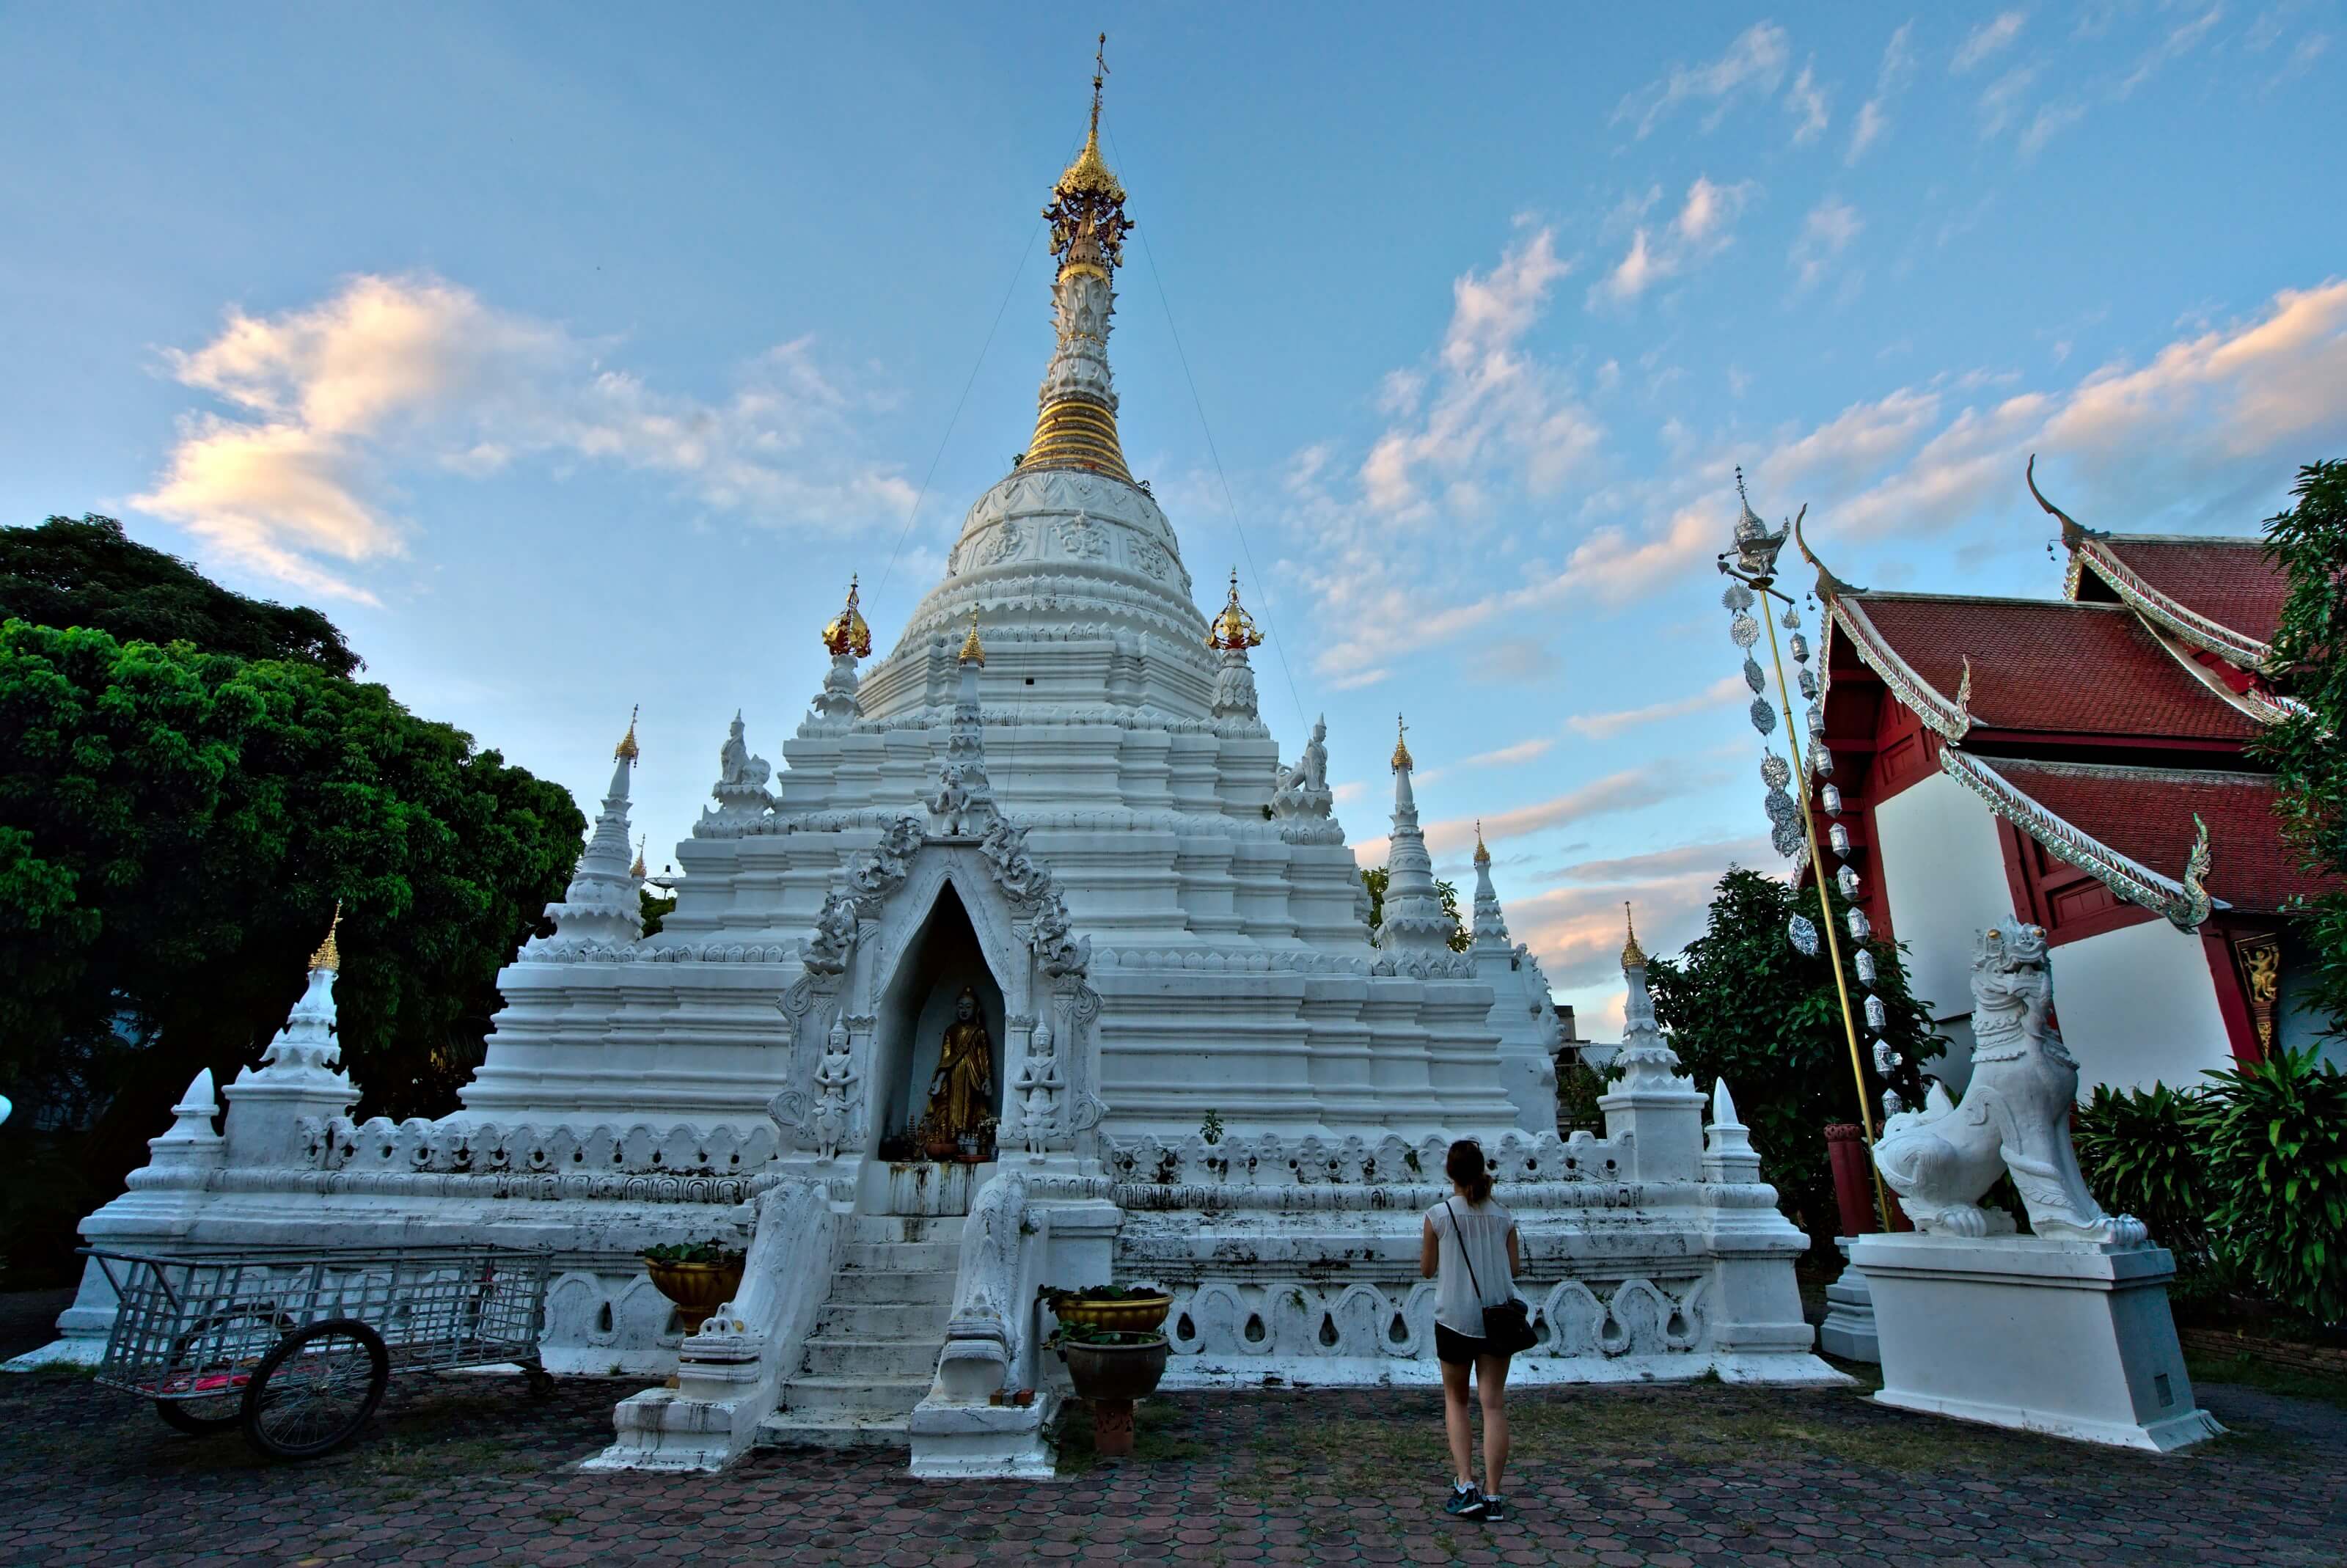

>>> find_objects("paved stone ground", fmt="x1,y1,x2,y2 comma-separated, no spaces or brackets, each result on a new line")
3,1363,2342,1567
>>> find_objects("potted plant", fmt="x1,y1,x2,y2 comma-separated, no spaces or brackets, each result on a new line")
642,1239,746,1334
1043,1281,1173,1334
1050,1319,1170,1458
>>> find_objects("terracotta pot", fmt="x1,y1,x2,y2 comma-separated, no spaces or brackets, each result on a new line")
1060,1335,1170,1404
643,1257,744,1334
1051,1294,1173,1335
923,1136,959,1161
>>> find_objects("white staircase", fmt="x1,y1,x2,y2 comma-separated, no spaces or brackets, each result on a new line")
758,1214,963,1449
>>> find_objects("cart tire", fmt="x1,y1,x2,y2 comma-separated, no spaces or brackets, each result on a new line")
155,1396,244,1436
241,1319,389,1460
156,1307,295,1436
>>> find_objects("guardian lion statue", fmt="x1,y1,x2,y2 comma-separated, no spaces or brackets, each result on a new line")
1872,921,2148,1245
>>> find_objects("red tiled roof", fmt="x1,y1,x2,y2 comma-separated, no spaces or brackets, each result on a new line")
1839,594,2260,744
1982,758,2330,915
2090,536,2288,648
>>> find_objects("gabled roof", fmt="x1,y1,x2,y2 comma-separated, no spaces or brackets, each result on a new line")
2030,456,2283,671
1938,751,2327,921
1827,592,2262,747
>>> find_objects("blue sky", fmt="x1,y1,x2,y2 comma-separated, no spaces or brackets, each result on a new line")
4,4,2343,1033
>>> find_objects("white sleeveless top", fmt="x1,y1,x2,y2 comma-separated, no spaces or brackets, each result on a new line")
1429,1195,1517,1336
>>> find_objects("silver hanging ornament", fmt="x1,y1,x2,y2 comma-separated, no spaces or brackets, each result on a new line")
1872,1038,1897,1076
1729,612,1761,648
1789,631,1811,664
1820,783,1844,815
1828,822,1850,857
1882,1088,1905,1117
1749,697,1778,736
1846,906,1871,942
1811,745,1836,778
1837,865,1862,898
1764,786,1798,826
1797,667,1820,701
1853,948,1877,987
1864,994,1889,1032
1807,703,1826,739
1771,817,1805,857
1743,656,1766,694
1722,583,1755,612
1787,913,1820,956
1759,752,1792,789
1782,604,1801,630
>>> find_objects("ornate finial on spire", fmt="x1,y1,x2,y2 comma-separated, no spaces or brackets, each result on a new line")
1728,471,1790,579
1391,714,1413,772
1473,821,1490,866
629,835,646,880
822,574,873,659
1047,34,1129,265
1207,567,1264,651
308,901,343,974
1621,902,1648,971
959,607,986,667
615,705,640,763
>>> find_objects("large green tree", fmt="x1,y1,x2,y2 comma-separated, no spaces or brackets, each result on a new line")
0,622,581,1273
1645,866,1943,1248
0,515,359,677
2254,460,2347,1028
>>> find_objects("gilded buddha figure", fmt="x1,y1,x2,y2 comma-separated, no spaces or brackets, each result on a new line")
922,988,995,1142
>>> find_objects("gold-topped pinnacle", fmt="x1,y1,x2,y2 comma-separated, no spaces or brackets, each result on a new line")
822,574,872,659
1473,821,1490,866
309,901,343,974
1391,714,1413,773
1044,34,1133,273
959,608,986,667
615,705,640,763
1621,902,1648,971
1207,567,1264,651
630,835,647,881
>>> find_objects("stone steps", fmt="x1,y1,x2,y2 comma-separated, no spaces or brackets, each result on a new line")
761,1214,964,1451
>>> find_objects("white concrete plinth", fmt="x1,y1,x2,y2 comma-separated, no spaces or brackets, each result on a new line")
1853,1233,2222,1451
884,1162,981,1216
1817,1239,1878,1363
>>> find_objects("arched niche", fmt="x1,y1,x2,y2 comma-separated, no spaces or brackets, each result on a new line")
868,879,1010,1151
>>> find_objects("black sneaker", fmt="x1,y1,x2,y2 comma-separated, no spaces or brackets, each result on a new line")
1480,1495,1509,1523
1443,1483,1487,1518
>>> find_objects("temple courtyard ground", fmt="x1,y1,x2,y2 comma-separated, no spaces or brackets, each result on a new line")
2,1283,2341,1568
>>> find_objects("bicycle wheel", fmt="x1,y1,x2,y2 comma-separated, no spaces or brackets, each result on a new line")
155,1306,295,1436
241,1319,389,1459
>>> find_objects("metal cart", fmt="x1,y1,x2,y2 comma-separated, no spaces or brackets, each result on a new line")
85,1244,554,1459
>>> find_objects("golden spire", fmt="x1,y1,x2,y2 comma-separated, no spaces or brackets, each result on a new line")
1206,567,1264,651
1391,714,1413,772
958,607,986,667
1621,903,1648,971
615,705,640,763
1473,821,1490,867
1025,34,1137,485
309,901,343,974
1056,34,1124,205
629,835,647,880
822,574,872,659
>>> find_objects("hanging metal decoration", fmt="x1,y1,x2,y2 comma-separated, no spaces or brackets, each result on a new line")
1716,468,1897,1228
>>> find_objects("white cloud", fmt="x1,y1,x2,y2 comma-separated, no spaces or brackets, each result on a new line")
1977,64,2040,138
1589,177,1756,309
1790,198,1864,290
2019,101,2087,155
1953,11,2029,72
135,274,913,600
2118,5,2226,96
1616,23,1792,139
1566,675,1746,739
1848,21,1916,164
1785,61,1831,144
1415,736,1557,787
1356,766,1697,865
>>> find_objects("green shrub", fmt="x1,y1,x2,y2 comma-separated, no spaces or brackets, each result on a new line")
2073,1082,2214,1271
2199,1047,2347,1326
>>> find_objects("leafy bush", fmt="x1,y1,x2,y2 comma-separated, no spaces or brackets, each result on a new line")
2073,1082,2214,1271
2199,1047,2347,1326
643,1239,739,1266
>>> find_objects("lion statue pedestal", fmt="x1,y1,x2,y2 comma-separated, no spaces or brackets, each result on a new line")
1851,923,2222,1451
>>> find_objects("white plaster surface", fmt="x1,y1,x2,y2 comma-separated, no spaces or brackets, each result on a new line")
1874,772,2015,1028
2054,919,2232,1091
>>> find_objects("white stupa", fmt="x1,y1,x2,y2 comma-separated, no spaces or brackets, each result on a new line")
26,56,1833,1471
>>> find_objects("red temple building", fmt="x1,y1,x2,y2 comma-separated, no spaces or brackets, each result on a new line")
1798,461,2336,1095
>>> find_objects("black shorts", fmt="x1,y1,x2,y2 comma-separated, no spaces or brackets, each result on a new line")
1435,1323,1506,1366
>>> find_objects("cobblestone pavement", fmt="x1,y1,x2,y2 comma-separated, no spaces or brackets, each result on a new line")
2,1366,2341,1567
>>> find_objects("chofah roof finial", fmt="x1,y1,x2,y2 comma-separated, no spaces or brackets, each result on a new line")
959,608,986,667
1621,901,1648,970
1391,714,1413,773
309,901,343,974
615,705,640,763
1206,567,1264,651
1473,820,1490,866
822,574,872,659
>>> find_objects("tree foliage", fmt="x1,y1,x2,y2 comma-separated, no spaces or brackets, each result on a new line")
0,619,580,1276
2252,460,2347,1028
0,515,360,678
1358,866,1471,953
1645,866,1943,1247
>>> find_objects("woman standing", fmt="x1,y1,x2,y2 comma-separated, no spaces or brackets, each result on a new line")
1421,1137,1521,1521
